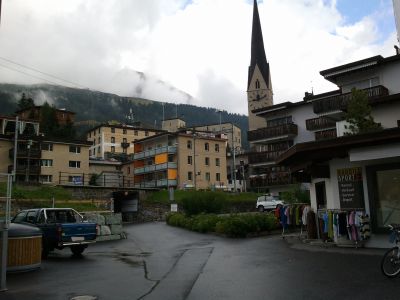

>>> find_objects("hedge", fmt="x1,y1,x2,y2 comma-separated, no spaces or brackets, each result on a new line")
166,212,278,238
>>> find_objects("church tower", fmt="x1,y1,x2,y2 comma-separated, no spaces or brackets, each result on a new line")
247,0,273,131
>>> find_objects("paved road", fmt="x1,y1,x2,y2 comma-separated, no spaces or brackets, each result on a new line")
3,222,400,300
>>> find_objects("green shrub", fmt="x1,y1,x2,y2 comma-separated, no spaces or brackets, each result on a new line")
181,192,228,216
192,214,221,233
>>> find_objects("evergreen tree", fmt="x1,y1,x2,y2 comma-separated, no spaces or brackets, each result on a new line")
40,102,59,137
344,88,382,134
17,93,35,111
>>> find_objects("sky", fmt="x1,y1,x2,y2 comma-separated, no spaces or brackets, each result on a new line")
0,0,398,115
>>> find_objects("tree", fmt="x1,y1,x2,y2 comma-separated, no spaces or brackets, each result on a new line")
40,102,59,137
17,93,35,111
344,88,382,134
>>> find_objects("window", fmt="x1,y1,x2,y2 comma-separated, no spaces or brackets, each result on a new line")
267,116,293,127
123,138,127,143
255,79,260,89
188,171,193,181
26,211,37,223
215,144,219,152
98,137,101,144
145,131,149,136
111,127,115,133
93,131,96,136
111,137,115,143
216,173,221,181
187,140,192,149
98,128,100,134
123,129,127,134
13,211,27,223
205,172,210,181
69,161,81,168
93,148,96,155
40,175,53,183
111,146,115,153
42,143,53,151
205,157,210,166
69,146,81,153
205,143,209,151
41,159,53,167
134,130,138,136
215,158,220,167
127,167,131,174
188,156,193,165
89,132,91,138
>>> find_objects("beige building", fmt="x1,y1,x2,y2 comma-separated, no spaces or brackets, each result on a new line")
87,124,164,160
0,137,12,174
123,131,227,190
162,118,186,133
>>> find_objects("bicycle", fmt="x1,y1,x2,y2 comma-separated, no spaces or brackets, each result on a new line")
381,224,400,278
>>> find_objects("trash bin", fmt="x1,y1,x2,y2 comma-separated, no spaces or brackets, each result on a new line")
7,223,42,272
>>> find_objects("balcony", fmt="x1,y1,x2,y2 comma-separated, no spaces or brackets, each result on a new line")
134,162,177,175
9,165,41,175
313,85,389,114
248,124,298,143
249,172,295,187
306,117,336,131
248,150,287,165
9,148,41,159
121,142,130,148
134,146,177,160
315,129,337,141
134,179,177,188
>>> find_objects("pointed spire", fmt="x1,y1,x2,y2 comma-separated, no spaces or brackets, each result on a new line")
248,0,270,89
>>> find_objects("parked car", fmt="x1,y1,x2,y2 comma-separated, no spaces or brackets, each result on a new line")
256,194,284,212
12,208,97,257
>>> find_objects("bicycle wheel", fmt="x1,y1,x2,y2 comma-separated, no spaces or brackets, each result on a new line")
381,247,400,278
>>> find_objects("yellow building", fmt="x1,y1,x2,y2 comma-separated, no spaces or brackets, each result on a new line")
123,131,227,190
87,124,164,160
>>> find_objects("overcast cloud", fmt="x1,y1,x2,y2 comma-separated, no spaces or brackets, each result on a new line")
0,0,397,114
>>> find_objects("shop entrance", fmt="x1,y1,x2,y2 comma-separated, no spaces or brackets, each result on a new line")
315,181,327,209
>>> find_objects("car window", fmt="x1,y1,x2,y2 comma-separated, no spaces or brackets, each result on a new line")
13,211,27,223
26,211,37,223
38,211,46,224
45,210,79,223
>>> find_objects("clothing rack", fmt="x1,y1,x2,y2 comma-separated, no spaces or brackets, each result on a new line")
279,203,311,239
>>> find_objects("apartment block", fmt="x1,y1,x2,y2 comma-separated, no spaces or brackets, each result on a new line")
124,131,227,190
87,124,164,160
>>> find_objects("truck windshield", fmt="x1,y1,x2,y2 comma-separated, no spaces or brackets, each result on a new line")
46,210,81,223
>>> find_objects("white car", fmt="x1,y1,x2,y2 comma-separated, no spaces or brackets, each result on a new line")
256,195,284,212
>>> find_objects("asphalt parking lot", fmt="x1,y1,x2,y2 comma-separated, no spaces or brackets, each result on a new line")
2,222,400,300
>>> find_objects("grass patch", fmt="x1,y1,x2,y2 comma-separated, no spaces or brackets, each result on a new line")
0,183,72,200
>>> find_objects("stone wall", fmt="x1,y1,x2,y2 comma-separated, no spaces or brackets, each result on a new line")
83,212,125,241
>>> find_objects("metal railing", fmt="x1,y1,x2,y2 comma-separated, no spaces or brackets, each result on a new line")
248,124,298,142
249,172,295,187
134,179,177,188
248,150,287,164
134,162,178,175
133,146,177,160
313,85,389,114
9,148,41,159
58,172,135,188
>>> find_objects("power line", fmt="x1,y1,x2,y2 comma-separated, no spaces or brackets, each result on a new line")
0,56,88,89
0,62,65,86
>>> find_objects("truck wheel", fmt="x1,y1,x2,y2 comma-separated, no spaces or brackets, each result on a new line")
71,245,85,256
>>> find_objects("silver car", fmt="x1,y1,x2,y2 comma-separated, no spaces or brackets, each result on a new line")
256,194,284,212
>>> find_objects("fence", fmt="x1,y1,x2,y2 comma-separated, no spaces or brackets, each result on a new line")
58,172,135,188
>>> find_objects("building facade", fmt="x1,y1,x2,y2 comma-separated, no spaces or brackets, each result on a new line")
125,131,227,190
87,124,164,160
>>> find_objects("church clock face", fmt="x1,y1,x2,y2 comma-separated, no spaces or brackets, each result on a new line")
248,90,267,110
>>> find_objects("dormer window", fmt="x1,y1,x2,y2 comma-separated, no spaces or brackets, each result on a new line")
255,79,260,89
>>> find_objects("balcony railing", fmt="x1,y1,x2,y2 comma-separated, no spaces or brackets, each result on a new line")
315,129,337,141
134,162,178,175
10,165,41,175
121,142,130,148
9,148,41,159
134,146,177,160
249,172,295,187
306,117,336,131
313,85,389,114
248,150,287,165
134,179,177,188
248,124,298,142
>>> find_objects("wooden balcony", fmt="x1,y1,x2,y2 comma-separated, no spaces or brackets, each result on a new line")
248,150,287,165
313,85,389,114
306,117,336,131
315,129,337,141
9,148,41,159
248,124,298,142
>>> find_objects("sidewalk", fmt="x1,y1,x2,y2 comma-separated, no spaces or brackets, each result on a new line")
282,233,386,256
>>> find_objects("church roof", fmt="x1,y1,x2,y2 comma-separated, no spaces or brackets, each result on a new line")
248,0,270,90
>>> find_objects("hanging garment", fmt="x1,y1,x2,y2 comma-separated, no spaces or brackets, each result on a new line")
322,212,329,233
302,206,310,225
333,213,338,242
307,210,317,239
280,206,288,229
360,214,371,240
328,211,334,240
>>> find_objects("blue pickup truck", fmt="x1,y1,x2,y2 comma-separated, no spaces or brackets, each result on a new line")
12,208,97,257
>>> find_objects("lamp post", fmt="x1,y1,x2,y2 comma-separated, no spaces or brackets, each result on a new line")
13,117,19,182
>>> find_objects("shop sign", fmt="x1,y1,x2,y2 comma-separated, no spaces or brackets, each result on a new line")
337,167,365,209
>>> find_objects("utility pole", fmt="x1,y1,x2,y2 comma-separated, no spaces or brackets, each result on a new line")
13,117,19,182
232,123,237,193
193,132,197,190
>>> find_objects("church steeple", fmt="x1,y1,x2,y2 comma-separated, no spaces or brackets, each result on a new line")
248,0,270,90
